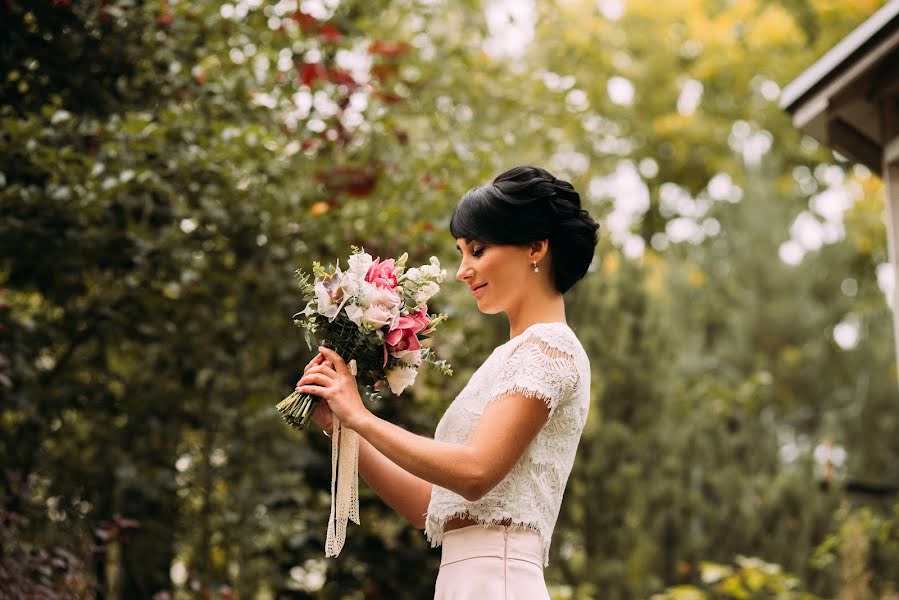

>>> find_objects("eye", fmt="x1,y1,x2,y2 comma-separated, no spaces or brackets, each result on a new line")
472,245,486,257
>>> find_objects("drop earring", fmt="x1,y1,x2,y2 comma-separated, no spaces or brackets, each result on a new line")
532,260,539,273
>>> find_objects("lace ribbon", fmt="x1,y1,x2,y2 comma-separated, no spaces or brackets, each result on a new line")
324,360,360,557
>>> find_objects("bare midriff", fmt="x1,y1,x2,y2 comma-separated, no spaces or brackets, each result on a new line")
442,514,514,533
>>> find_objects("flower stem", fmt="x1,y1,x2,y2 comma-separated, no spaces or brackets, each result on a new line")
277,391,319,429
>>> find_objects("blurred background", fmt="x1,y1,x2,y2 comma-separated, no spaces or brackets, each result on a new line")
2,0,899,598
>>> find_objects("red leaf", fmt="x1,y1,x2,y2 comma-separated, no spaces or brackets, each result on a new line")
291,10,317,33
327,68,358,88
374,90,403,105
319,23,343,44
297,62,326,87
370,64,398,82
315,165,379,197
368,40,411,58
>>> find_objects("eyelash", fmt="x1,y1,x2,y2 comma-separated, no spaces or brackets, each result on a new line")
472,246,485,257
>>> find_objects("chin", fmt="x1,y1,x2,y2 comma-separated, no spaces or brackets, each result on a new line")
475,299,503,315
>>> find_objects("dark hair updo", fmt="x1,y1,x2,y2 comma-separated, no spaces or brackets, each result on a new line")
450,165,600,294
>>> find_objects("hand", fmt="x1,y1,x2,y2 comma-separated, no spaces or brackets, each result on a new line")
295,347,371,431
297,353,335,434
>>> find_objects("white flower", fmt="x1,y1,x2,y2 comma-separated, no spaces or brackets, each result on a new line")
421,257,446,282
314,269,352,321
392,349,422,366
402,267,422,284
362,303,394,329
344,303,364,326
414,281,440,305
386,366,418,394
346,252,373,279
355,280,378,308
361,287,401,329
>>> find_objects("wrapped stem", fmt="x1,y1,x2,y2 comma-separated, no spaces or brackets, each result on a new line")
276,390,319,429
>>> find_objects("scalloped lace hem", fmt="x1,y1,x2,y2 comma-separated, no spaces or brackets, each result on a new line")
425,511,550,565
483,384,556,413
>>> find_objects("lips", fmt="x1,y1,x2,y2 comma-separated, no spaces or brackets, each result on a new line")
470,283,487,296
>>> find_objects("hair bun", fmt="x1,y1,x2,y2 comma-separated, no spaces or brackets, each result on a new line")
450,166,600,293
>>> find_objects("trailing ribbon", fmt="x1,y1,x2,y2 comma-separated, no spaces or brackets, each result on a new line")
324,360,360,557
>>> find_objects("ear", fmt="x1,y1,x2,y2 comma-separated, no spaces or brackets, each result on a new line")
528,239,549,262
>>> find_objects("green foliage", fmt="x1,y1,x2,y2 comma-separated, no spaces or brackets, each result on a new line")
652,556,823,600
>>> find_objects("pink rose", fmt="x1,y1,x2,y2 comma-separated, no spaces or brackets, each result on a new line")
365,257,398,289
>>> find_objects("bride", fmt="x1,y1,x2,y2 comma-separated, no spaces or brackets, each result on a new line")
295,165,599,598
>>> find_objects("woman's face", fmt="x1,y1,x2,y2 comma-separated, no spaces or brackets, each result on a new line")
454,238,534,315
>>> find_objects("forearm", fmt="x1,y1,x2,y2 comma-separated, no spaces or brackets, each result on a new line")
356,435,432,528
353,413,484,501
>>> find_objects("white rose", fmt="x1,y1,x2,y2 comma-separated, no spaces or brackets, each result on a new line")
362,303,394,329
372,286,401,311
392,349,422,366
386,366,418,395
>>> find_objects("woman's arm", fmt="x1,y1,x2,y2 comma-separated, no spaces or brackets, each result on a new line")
352,390,547,501
304,360,432,528
298,347,550,502
357,436,433,528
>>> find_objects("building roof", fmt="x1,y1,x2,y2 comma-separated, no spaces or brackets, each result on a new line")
780,1,899,174
781,1,899,111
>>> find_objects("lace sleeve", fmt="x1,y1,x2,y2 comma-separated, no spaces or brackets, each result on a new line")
486,331,580,416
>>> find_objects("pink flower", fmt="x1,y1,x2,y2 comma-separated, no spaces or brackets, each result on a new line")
383,308,429,365
365,257,398,289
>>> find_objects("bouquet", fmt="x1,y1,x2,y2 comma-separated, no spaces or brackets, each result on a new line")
276,247,452,557
277,247,452,428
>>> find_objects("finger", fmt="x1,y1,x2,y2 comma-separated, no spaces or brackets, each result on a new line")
296,373,332,389
303,353,326,374
298,372,333,387
318,347,348,374
307,363,338,377
296,385,329,398
294,379,330,395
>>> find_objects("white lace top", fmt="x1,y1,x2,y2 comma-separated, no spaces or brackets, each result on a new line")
424,321,591,566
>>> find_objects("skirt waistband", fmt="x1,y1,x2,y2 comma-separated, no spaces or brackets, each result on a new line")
439,524,543,568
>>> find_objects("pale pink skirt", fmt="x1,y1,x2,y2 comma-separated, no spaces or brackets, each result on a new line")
433,525,550,600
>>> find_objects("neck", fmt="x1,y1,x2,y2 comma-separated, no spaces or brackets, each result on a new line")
506,290,567,339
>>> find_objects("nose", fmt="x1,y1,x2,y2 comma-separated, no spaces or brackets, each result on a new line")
456,257,472,282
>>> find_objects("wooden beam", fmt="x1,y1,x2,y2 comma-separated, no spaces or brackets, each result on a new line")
887,134,899,165
871,53,899,102
883,93,899,382
828,118,883,173
885,162,899,381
